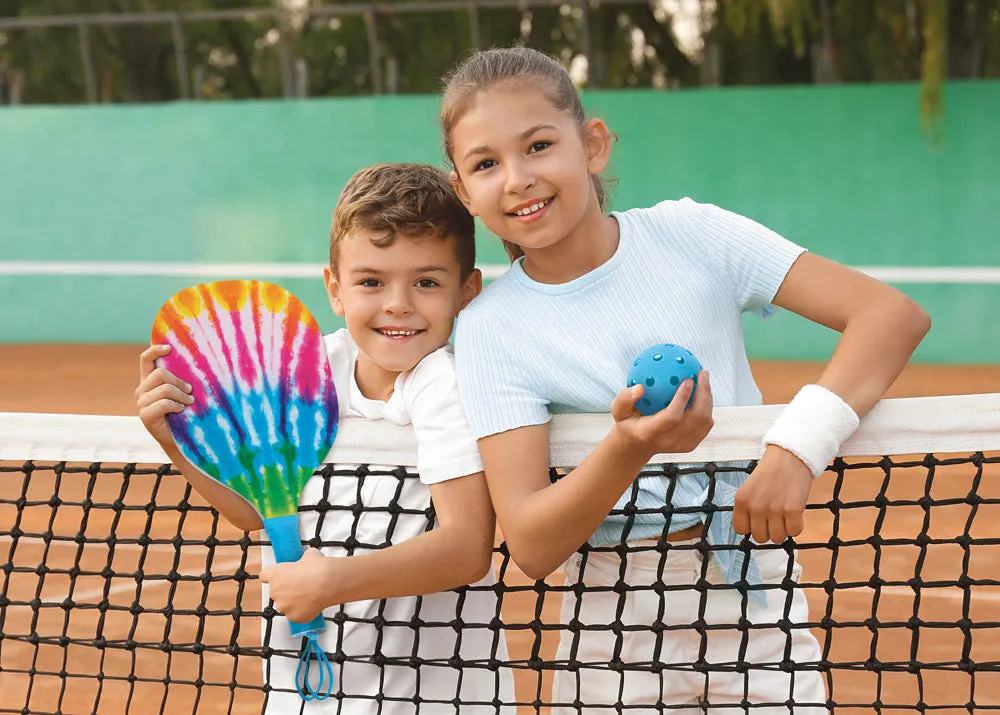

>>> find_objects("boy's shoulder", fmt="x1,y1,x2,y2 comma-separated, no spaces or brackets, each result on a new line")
401,342,456,398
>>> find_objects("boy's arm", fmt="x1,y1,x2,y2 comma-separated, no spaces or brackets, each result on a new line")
136,344,264,532
260,471,496,624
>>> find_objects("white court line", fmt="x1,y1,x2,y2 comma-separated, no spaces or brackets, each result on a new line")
2,261,1000,284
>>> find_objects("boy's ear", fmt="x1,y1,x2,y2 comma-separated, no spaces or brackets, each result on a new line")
583,118,612,176
449,170,478,217
323,265,346,317
459,268,483,311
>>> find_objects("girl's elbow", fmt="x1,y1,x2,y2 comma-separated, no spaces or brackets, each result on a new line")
506,544,557,582
897,295,932,342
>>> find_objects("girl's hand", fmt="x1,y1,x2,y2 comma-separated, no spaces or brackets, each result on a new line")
733,445,814,544
610,370,714,459
260,548,332,623
135,344,193,448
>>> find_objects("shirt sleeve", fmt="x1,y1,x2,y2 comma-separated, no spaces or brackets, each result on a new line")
454,305,551,439
677,198,806,319
404,346,485,485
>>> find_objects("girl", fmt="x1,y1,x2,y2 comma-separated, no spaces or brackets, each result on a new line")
440,46,929,713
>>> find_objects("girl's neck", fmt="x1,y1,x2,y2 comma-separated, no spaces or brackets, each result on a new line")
519,207,620,285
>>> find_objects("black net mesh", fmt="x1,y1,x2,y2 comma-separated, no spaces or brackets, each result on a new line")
1,451,999,714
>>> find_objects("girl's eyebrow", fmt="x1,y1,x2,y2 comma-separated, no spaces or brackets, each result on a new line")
461,123,558,161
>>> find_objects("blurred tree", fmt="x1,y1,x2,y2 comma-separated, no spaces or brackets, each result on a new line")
0,0,997,124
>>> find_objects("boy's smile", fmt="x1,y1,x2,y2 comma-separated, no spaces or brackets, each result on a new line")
324,229,480,401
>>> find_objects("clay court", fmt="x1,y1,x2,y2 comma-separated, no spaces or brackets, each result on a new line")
1,346,999,714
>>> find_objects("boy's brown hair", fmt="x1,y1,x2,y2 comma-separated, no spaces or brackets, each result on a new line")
330,163,476,278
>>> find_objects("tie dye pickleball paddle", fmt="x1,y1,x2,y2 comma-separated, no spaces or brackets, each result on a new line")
152,279,337,701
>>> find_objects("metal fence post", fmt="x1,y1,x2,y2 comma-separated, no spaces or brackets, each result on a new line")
77,23,97,103
171,14,190,100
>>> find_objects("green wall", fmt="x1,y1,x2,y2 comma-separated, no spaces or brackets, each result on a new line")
1,81,997,363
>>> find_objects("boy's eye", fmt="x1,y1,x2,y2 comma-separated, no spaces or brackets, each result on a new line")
528,141,551,154
416,278,439,289
359,278,381,288
474,158,497,172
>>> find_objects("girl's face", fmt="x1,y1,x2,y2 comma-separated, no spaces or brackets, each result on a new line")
449,85,611,258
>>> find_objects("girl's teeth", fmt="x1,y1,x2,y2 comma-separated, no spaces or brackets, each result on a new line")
516,200,548,216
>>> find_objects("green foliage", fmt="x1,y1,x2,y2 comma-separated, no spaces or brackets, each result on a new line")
2,0,998,125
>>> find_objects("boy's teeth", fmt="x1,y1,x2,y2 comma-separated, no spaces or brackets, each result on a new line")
380,329,417,336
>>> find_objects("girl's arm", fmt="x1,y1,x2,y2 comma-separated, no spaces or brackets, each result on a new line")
733,253,931,543
260,471,496,623
477,376,714,581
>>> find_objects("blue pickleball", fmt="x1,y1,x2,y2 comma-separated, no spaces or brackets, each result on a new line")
627,344,703,416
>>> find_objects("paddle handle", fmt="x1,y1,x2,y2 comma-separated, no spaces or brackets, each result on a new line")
263,514,327,637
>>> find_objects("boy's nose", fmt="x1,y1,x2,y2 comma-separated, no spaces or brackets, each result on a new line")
384,289,414,315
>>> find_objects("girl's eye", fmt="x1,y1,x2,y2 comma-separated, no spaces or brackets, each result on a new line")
474,158,497,172
359,278,381,288
417,278,439,289
528,141,551,154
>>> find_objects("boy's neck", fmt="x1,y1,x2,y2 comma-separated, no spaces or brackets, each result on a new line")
353,357,401,402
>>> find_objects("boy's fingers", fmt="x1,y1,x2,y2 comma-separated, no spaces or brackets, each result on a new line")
139,400,186,421
139,344,171,380
137,368,192,399
137,383,194,410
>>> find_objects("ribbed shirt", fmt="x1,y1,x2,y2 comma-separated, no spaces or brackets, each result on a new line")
454,197,806,603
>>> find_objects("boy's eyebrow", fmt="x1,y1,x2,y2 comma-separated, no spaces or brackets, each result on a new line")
348,265,450,275
462,123,558,160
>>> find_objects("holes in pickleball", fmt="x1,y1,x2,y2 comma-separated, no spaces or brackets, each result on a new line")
675,357,685,364
633,359,640,366
670,377,680,386
652,354,662,361
645,377,655,387
642,398,651,407
628,379,636,387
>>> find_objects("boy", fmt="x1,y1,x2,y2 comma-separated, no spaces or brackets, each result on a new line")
136,163,513,713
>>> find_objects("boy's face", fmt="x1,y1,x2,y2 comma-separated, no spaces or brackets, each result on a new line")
324,229,481,390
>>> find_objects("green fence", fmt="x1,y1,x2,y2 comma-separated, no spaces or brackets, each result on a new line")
1,81,997,363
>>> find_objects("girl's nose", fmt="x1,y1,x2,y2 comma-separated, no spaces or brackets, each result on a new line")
504,160,536,194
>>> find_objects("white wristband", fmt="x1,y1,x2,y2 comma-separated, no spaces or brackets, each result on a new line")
762,384,860,478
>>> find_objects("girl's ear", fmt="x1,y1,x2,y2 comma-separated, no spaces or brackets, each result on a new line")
583,118,613,176
450,170,479,217
323,265,346,317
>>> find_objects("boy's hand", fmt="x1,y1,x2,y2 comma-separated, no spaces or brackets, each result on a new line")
733,445,814,544
260,548,331,623
610,370,714,459
135,344,193,448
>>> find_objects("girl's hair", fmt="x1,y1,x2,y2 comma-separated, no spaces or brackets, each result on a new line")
440,46,614,262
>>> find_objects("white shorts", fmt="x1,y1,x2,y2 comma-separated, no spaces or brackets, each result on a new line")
551,539,827,714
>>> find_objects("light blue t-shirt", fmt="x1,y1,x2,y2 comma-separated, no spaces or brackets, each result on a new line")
454,198,805,600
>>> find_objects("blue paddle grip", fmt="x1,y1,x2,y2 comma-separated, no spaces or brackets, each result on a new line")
263,514,327,637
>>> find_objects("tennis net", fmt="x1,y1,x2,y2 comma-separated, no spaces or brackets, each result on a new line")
1,393,999,714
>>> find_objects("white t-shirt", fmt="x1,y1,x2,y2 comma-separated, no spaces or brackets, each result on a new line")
263,330,512,714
